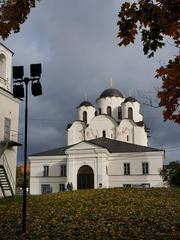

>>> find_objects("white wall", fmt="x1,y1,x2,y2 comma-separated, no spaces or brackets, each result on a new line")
67,121,85,145
29,142,164,195
29,156,67,195
78,105,96,124
108,151,164,187
96,97,124,121
0,44,12,91
85,115,117,140
0,48,20,196
121,101,143,122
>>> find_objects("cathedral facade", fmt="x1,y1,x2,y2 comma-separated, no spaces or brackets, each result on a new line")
67,88,148,146
30,87,164,195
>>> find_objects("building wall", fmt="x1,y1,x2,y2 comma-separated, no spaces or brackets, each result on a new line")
67,121,85,145
96,97,124,121
68,92,148,146
29,142,164,195
29,156,67,195
85,115,117,140
0,44,12,91
121,101,143,122
0,90,20,196
0,44,20,197
78,105,96,124
108,152,164,187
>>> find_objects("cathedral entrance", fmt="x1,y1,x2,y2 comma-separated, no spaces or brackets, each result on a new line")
77,165,94,189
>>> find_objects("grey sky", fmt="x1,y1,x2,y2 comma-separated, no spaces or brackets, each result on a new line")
3,0,179,164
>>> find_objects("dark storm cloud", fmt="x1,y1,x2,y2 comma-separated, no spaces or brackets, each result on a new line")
3,0,179,163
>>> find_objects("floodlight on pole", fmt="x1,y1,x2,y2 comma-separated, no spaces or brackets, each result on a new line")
30,63,42,77
12,64,42,233
13,66,24,79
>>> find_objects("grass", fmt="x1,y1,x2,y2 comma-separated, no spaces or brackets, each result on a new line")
0,188,180,239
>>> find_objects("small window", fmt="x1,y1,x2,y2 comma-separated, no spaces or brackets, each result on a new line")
0,53,6,80
59,184,65,192
142,162,149,175
118,107,122,119
95,111,97,116
124,163,130,175
83,111,87,123
123,184,131,188
106,166,108,175
41,184,51,194
99,108,101,114
4,118,11,140
127,135,129,141
43,166,49,177
128,107,133,120
102,130,106,138
107,106,112,116
60,165,66,177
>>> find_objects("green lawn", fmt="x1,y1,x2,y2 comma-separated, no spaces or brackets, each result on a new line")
0,188,180,239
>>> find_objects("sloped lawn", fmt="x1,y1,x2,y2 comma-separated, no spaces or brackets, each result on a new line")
0,188,180,239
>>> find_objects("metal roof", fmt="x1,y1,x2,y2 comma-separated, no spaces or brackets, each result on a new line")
99,88,123,98
30,137,163,157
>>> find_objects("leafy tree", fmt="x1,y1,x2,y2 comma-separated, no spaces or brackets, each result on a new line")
160,161,180,187
0,0,39,39
117,0,180,123
16,165,30,188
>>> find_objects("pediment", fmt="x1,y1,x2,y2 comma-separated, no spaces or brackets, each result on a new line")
65,141,103,153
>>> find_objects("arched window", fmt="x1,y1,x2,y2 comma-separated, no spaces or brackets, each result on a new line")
102,130,106,138
118,107,122,119
127,135,129,141
107,106,112,116
99,108,101,114
83,111,87,123
0,53,6,80
95,111,97,116
128,107,133,120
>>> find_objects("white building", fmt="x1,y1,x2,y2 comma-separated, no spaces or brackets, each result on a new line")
0,43,21,197
30,87,164,194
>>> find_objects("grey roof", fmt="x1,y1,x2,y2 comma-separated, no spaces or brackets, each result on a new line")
88,138,162,153
30,137,163,157
99,88,123,98
124,97,137,103
78,101,93,107
30,146,70,156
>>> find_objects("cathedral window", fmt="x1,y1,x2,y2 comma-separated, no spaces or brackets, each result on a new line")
102,130,106,138
4,118,11,140
118,107,122,119
59,184,65,192
43,166,49,177
0,53,6,80
107,106,112,116
41,184,51,194
124,163,130,175
142,162,149,175
60,165,67,177
83,111,87,123
128,107,133,120
106,166,108,175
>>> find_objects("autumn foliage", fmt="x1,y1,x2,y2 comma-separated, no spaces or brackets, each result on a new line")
117,0,180,123
0,0,39,39
0,188,180,239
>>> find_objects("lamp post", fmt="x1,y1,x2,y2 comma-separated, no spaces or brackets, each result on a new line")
12,64,42,233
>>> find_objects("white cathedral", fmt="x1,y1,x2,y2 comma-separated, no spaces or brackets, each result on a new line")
30,87,164,194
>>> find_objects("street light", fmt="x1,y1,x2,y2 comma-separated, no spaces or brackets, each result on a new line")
13,64,42,233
